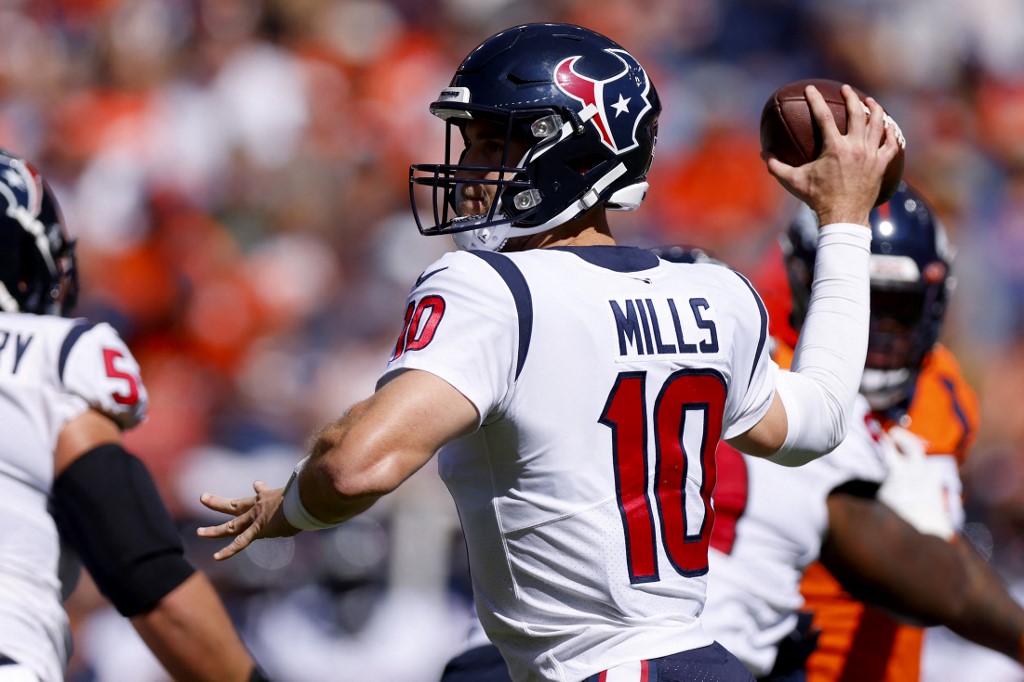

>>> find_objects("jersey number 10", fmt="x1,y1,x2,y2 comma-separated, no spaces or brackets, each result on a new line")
599,370,726,584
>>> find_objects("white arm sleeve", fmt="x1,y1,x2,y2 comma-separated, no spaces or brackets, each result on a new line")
768,223,871,466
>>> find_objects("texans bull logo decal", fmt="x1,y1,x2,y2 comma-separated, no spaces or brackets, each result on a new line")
0,157,43,218
554,48,653,155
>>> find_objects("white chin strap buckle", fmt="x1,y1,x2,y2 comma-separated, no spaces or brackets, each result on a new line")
453,223,512,252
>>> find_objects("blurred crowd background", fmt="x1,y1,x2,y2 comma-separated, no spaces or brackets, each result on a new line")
3,0,1024,680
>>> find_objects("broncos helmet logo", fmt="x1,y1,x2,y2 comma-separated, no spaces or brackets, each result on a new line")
554,48,653,155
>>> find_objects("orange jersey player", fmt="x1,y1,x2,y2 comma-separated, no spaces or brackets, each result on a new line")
800,342,979,682
778,182,981,682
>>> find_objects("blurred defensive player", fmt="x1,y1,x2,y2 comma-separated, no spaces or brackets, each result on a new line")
782,183,989,682
0,148,263,681
198,22,900,682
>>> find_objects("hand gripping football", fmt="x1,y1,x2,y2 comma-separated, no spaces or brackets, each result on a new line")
759,78,906,206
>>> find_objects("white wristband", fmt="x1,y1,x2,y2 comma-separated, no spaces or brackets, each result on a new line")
281,456,340,530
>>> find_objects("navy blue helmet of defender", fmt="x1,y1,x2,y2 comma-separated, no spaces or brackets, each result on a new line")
781,182,955,414
0,149,78,316
409,22,661,251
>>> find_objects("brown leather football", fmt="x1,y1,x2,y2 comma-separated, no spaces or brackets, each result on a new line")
759,78,905,206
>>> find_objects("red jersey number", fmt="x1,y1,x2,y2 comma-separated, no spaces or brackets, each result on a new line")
102,348,140,405
600,370,726,583
392,296,446,360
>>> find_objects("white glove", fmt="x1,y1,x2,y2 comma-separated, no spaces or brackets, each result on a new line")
877,425,955,540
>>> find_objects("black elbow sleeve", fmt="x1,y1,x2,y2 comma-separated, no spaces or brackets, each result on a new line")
51,443,195,617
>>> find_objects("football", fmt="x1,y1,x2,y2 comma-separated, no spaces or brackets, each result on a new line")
759,78,905,206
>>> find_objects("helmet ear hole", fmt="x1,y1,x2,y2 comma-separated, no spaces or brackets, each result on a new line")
567,153,607,176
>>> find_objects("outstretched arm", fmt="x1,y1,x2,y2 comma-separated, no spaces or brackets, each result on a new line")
940,538,1024,663
130,572,261,682
730,84,900,464
54,410,259,682
198,369,479,560
822,490,1024,664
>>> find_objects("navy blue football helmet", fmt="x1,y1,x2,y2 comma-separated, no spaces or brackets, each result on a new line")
0,149,78,316
409,23,661,251
781,182,954,413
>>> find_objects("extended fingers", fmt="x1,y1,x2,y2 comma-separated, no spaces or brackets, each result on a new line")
199,491,255,516
196,506,256,539
805,84,841,144
197,480,290,560
842,84,868,136
199,479,269,515
252,480,273,494
196,487,258,539
862,96,888,149
212,527,259,561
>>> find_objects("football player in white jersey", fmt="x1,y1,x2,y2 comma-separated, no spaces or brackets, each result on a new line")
0,149,263,681
437,242,1024,682
198,22,900,682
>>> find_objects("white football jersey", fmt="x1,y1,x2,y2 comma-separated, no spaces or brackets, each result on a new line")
702,393,888,677
380,246,776,682
0,311,147,682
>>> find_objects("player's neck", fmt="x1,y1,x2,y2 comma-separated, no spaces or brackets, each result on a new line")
537,209,616,249
500,208,616,251
544,227,616,248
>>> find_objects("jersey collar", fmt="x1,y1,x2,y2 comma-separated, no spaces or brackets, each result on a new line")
549,245,659,273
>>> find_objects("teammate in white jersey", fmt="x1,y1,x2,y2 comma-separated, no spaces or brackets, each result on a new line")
0,148,262,681
198,22,900,682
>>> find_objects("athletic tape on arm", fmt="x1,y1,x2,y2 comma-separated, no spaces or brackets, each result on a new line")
769,223,871,466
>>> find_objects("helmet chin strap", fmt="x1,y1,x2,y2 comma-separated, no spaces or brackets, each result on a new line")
453,162,628,252
452,221,512,251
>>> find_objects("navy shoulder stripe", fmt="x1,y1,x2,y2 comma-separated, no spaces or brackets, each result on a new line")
731,270,768,390
59,321,97,383
940,376,972,456
468,251,533,380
